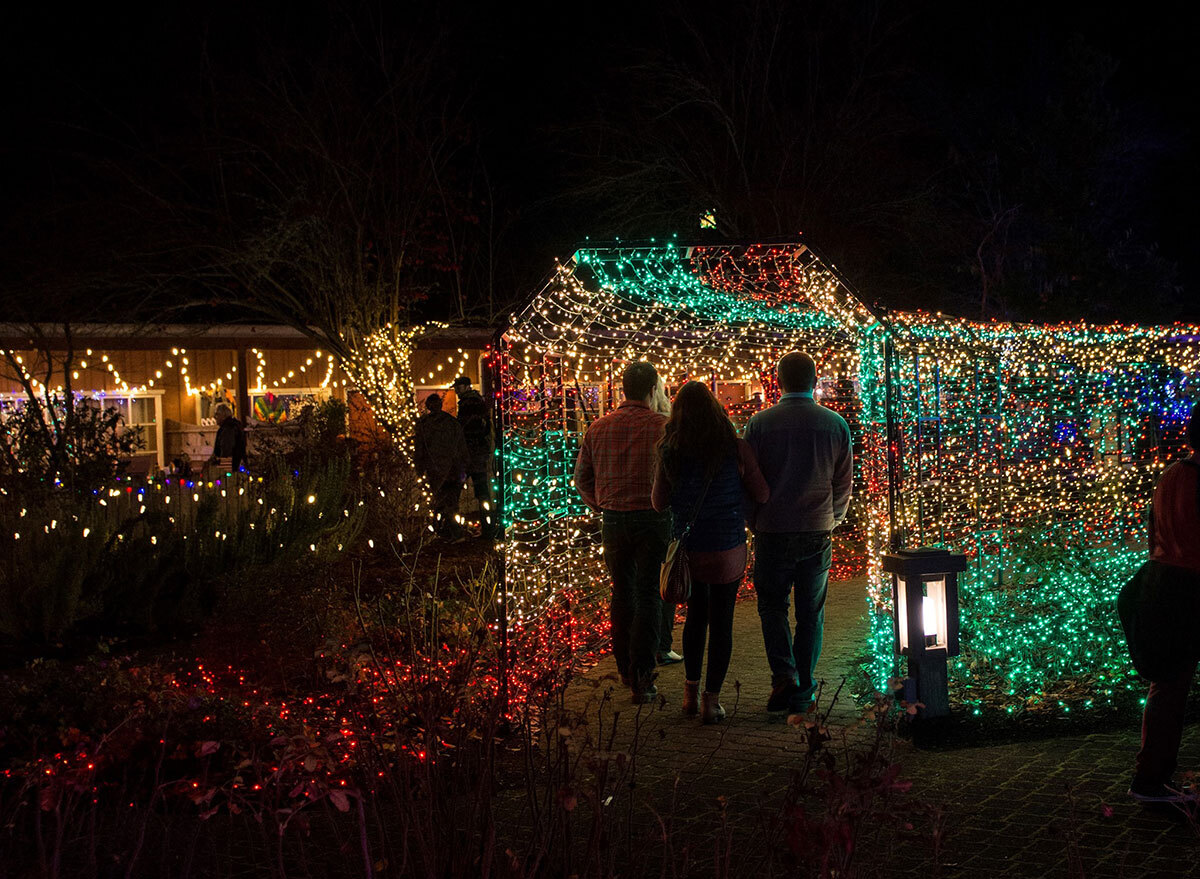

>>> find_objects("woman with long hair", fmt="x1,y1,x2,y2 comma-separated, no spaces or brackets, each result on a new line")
652,381,769,723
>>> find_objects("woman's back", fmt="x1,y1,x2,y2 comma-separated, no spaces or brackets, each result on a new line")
651,380,769,584
665,447,745,552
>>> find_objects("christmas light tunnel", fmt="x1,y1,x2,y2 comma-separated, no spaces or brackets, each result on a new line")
496,239,1200,716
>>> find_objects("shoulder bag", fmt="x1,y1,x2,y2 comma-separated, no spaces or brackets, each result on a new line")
660,471,715,605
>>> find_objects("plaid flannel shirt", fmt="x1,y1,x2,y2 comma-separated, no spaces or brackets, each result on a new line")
574,401,667,512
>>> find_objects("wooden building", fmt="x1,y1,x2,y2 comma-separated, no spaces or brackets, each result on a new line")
0,323,495,471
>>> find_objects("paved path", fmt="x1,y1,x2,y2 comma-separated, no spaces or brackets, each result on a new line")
558,579,1200,878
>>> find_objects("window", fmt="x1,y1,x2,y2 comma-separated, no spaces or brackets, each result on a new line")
107,395,161,454
248,387,331,424
0,391,164,468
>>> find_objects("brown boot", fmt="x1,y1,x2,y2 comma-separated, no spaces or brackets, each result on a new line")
682,681,700,716
701,691,725,725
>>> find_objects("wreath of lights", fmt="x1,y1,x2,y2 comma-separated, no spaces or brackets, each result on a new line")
499,240,1200,715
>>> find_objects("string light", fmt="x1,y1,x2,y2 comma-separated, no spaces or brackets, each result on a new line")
336,322,448,459
499,241,1200,714
2,345,344,402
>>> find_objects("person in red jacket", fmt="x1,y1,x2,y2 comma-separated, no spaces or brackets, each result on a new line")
1130,401,1200,804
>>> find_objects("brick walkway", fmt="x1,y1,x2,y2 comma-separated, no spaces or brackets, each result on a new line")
558,578,1200,878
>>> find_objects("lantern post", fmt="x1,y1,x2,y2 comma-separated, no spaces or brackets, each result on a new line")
882,546,966,719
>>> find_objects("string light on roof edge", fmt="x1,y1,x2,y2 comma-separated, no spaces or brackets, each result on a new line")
499,241,1200,717
3,344,347,402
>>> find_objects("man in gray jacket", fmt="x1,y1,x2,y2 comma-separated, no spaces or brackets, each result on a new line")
744,352,853,715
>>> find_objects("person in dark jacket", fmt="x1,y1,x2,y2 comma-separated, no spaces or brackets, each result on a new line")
744,352,852,716
653,381,769,723
452,376,496,539
210,403,247,471
414,394,470,540
1130,401,1200,805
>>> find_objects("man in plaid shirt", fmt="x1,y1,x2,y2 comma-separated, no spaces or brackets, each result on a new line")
575,362,671,703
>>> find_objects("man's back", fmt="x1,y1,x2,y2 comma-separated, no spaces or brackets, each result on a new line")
214,418,247,467
415,411,468,480
574,401,666,512
744,397,852,533
456,389,492,449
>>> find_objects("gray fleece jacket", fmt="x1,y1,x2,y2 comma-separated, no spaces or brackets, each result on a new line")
743,396,853,533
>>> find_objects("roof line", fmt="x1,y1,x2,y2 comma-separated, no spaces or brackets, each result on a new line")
0,322,498,351
570,235,895,336
572,235,806,255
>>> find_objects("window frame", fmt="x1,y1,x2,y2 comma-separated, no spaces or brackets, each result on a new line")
0,389,164,469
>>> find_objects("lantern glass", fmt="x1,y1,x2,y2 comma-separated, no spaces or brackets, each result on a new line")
922,577,948,649
896,576,909,652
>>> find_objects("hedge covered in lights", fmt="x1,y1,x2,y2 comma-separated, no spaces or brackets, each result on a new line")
498,240,1200,715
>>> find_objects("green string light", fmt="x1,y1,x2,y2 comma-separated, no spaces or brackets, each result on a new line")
501,242,1199,716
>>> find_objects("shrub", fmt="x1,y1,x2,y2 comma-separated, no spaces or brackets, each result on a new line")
0,394,144,491
247,397,351,474
951,523,1141,716
0,458,364,649
0,536,938,879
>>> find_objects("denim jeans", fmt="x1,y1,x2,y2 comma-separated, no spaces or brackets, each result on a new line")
602,510,671,688
753,531,832,706
682,579,739,693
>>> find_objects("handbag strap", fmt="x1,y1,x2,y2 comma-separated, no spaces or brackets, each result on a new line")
679,469,716,540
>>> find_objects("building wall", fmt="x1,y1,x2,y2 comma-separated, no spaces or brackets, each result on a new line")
0,346,340,424
1,337,494,466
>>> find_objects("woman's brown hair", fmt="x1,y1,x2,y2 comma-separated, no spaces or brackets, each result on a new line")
657,380,737,480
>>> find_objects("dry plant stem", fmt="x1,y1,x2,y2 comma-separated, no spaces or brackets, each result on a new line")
350,561,398,698
648,774,688,879
929,804,947,879
356,793,375,879
1063,783,1087,879
715,795,733,879
125,726,170,879
682,681,742,785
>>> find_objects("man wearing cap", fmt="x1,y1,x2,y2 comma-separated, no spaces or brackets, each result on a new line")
452,375,496,539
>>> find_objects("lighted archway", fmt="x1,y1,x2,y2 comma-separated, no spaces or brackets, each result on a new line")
498,239,1200,716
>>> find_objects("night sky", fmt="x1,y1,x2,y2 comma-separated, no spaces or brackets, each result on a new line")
2,1,1195,323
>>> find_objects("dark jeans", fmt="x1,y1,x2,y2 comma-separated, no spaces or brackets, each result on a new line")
659,601,677,654
467,469,496,537
602,510,671,688
432,478,465,538
1135,662,1198,786
753,531,832,707
683,579,739,693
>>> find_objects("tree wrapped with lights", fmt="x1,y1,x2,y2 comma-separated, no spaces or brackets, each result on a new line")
499,240,1200,714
